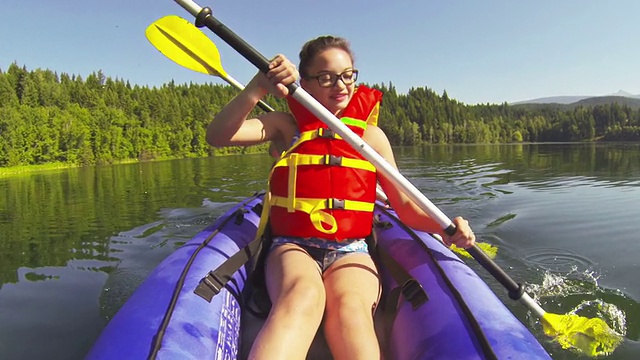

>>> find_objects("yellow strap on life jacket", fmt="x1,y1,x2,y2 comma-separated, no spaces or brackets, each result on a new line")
286,153,299,212
272,154,376,172
273,128,375,219
270,196,375,234
253,191,272,245
366,103,380,126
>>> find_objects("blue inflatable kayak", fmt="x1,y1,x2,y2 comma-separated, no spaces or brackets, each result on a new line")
87,193,550,359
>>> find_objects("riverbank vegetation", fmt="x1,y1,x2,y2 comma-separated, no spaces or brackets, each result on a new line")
1,63,639,170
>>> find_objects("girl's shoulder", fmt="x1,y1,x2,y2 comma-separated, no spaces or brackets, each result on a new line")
363,124,388,144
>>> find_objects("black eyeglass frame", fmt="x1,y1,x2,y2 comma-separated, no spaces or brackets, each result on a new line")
305,69,359,88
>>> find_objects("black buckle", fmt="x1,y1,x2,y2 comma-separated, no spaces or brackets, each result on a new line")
317,128,336,138
193,271,224,302
322,155,343,166
401,279,428,310
234,208,248,225
373,215,393,230
326,198,345,210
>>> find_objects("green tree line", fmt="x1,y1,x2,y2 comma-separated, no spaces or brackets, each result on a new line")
370,83,640,145
1,63,639,167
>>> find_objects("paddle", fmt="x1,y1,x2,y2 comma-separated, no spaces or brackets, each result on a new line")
145,15,274,113
168,0,623,355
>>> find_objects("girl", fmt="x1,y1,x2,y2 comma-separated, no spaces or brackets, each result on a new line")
207,35,475,360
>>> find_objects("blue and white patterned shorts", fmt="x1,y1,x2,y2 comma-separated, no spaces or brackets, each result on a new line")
270,236,369,272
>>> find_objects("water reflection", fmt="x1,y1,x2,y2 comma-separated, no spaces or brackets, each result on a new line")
0,155,271,288
396,142,640,188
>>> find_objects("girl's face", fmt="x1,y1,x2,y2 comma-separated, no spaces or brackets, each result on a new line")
300,48,356,116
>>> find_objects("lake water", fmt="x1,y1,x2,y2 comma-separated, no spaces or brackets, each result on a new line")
0,142,638,359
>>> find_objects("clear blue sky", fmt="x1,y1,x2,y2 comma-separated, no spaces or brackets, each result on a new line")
1,0,639,105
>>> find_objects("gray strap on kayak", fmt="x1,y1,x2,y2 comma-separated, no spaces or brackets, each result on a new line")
194,235,263,302
370,214,429,311
194,202,266,302
379,246,429,310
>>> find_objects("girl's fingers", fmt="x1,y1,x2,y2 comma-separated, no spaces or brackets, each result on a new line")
447,217,476,248
275,83,289,97
266,55,298,82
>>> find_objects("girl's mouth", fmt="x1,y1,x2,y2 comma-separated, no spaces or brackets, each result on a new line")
331,93,348,102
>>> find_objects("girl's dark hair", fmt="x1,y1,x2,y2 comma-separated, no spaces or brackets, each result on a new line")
299,35,354,78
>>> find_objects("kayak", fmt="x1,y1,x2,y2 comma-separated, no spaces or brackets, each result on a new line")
86,192,551,359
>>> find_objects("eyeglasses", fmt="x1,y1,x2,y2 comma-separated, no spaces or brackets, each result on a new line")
306,69,359,88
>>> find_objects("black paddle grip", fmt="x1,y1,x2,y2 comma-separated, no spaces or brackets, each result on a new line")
466,245,524,300
445,223,524,300
195,7,299,95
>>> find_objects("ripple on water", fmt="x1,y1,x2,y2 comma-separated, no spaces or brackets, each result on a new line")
523,247,596,272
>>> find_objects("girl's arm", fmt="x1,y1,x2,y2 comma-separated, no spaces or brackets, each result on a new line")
206,55,298,148
364,125,476,248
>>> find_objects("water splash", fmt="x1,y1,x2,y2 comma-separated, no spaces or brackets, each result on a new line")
570,299,627,339
529,267,601,298
527,268,627,356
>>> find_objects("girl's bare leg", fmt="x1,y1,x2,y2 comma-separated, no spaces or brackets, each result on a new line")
323,253,381,360
248,243,325,360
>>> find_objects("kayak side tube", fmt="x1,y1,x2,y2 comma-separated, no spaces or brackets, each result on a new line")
86,195,263,360
374,205,550,360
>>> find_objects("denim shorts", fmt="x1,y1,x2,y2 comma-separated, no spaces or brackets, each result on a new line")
270,236,369,272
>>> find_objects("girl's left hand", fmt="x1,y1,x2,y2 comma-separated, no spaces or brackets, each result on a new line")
443,217,475,249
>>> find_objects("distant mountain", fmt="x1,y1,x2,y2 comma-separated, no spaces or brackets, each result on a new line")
511,95,589,105
608,90,640,99
573,96,640,109
510,90,640,110
511,95,640,111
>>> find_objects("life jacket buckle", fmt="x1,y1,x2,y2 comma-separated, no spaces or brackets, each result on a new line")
326,198,345,210
317,128,336,138
323,155,343,166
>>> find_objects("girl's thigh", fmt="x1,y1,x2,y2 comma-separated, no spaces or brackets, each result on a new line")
265,243,324,303
323,253,380,306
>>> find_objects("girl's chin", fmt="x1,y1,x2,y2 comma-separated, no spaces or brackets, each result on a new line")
327,98,350,114
328,105,347,116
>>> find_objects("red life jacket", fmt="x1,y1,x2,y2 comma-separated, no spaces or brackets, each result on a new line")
268,86,383,241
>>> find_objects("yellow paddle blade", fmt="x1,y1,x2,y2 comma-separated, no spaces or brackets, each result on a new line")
542,312,623,357
430,233,497,259
450,242,498,260
145,15,228,78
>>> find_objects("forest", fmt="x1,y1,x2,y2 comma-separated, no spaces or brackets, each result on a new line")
1,63,639,167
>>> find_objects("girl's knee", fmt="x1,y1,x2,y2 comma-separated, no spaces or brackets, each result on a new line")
274,280,325,317
326,293,374,325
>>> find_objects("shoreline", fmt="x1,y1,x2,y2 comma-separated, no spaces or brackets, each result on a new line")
0,150,269,179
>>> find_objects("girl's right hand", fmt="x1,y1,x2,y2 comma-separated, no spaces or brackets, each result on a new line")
251,54,298,98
